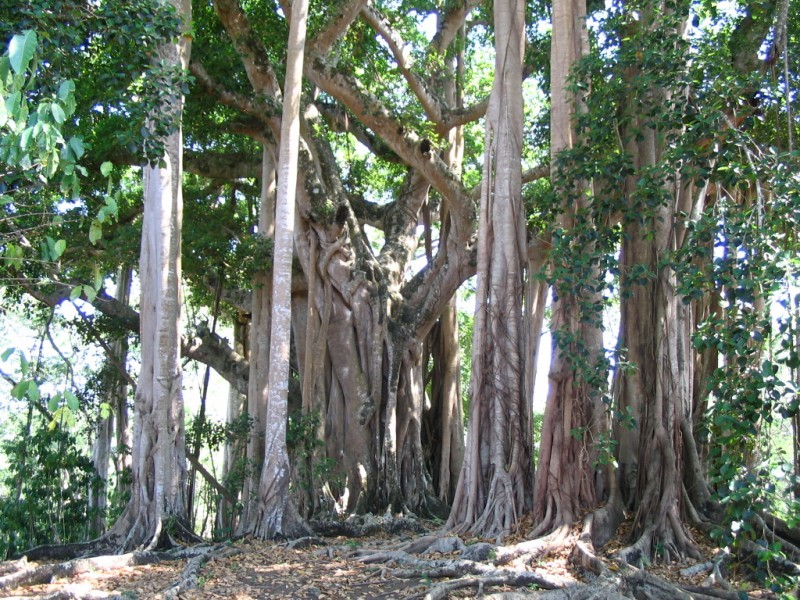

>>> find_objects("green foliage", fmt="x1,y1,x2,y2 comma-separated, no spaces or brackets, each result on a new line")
287,409,340,513
0,30,83,195
0,419,101,558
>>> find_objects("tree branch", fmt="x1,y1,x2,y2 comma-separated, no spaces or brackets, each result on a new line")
190,61,278,127
310,0,368,56
431,0,483,54
361,4,446,125
213,0,283,99
306,53,474,240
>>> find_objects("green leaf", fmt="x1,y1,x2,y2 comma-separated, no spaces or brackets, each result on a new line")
100,161,113,177
27,380,40,402
9,30,37,75
11,381,27,400
99,402,111,419
65,390,79,411
0,96,6,127
19,352,28,376
68,136,84,159
5,91,21,120
48,394,60,412
57,79,75,102
84,284,97,303
51,103,66,124
104,195,118,217
1,347,14,362
92,265,102,290
69,285,82,300
19,126,33,150
89,220,102,244
53,239,66,259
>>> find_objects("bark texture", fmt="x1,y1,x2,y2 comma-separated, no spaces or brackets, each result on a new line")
105,0,193,551
446,0,532,540
238,145,276,533
531,0,609,540
614,5,699,564
245,0,310,539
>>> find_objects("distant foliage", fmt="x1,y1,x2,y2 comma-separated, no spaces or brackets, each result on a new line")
0,420,101,559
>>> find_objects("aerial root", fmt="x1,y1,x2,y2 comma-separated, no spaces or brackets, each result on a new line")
0,544,239,598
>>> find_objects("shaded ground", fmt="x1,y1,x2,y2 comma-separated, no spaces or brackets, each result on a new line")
0,519,781,599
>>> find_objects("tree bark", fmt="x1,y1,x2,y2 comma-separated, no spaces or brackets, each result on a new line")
105,0,194,551
614,5,699,563
90,265,133,536
238,144,276,533
446,0,532,541
531,0,610,540
245,0,310,539
218,314,248,536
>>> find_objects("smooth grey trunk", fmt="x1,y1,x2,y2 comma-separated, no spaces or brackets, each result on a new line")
90,265,133,536
105,0,192,551
246,0,310,539
218,315,248,536
238,145,275,533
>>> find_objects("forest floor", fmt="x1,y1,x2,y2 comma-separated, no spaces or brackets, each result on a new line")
0,517,781,599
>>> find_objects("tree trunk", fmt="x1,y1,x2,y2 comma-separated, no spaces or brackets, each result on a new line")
422,15,466,507
615,9,699,555
245,0,309,539
447,0,532,541
425,298,464,506
217,314,247,536
238,145,275,533
531,0,611,540
89,265,133,536
105,0,193,551
113,265,133,504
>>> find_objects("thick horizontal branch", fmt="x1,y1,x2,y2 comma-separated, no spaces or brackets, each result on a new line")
313,101,401,163
21,279,251,395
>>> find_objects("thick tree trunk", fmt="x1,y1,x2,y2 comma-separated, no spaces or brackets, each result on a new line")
531,0,610,540
447,0,532,541
425,298,464,506
616,67,699,561
105,0,193,551
423,16,466,507
245,0,309,539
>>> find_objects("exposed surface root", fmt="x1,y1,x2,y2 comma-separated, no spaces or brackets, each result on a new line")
494,525,574,567
0,544,238,598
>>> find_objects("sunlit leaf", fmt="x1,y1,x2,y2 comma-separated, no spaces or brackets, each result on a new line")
9,30,37,75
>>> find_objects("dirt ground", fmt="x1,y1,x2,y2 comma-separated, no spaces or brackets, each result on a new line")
0,521,780,599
